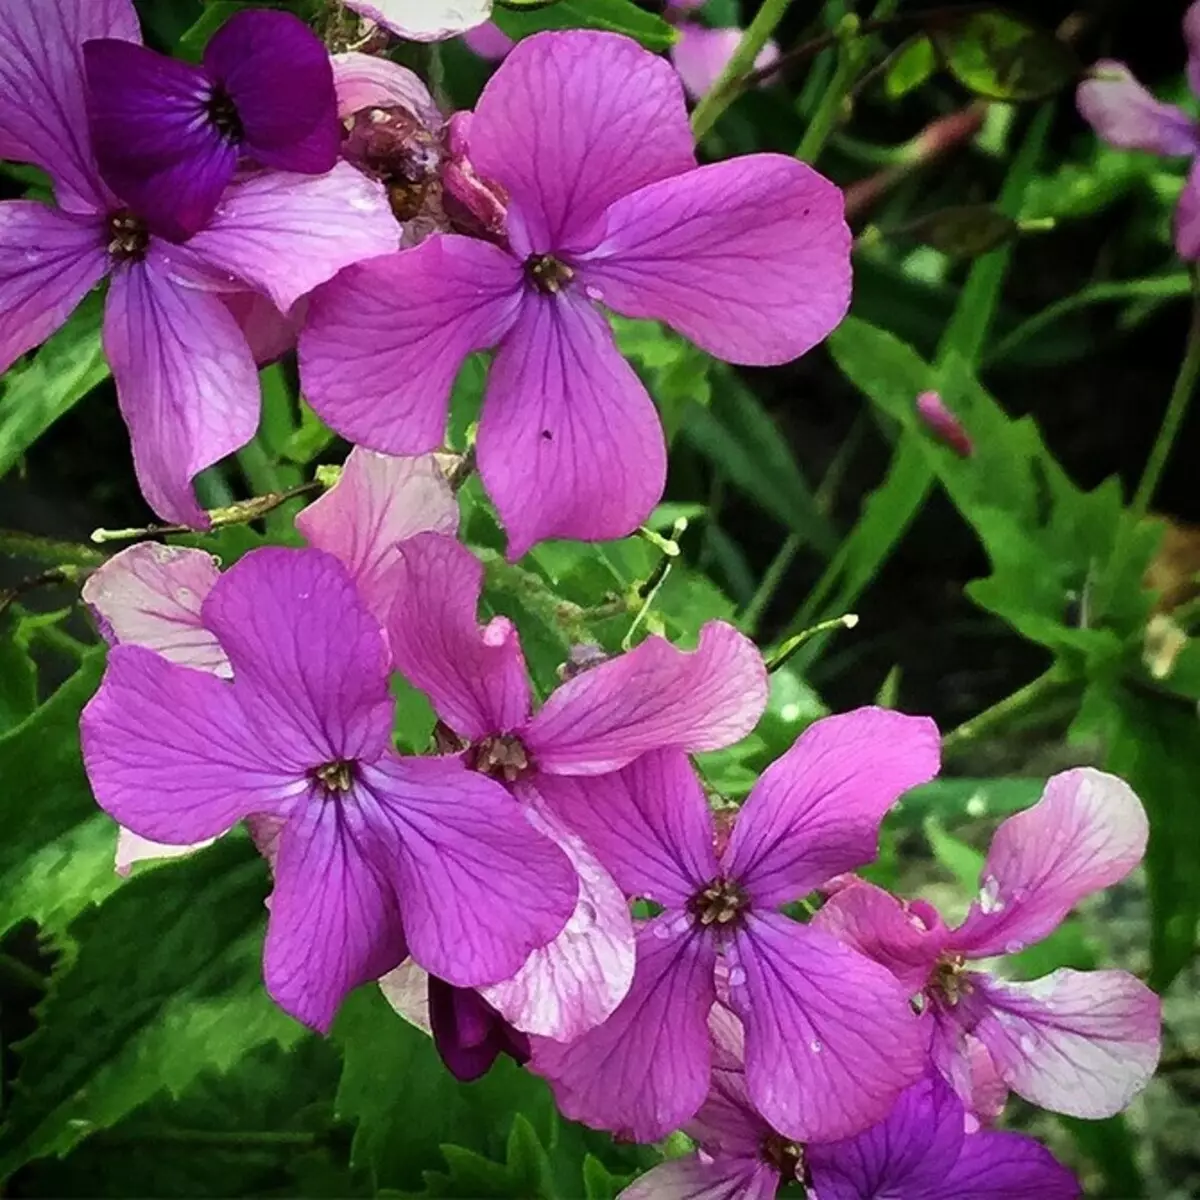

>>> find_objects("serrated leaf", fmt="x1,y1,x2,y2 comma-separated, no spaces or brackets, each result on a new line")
492,0,676,51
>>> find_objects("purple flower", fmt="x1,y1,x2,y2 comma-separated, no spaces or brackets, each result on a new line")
0,0,397,527
83,9,341,240
528,710,941,1144
816,770,1162,1121
341,0,493,42
80,544,578,1033
299,30,852,558
663,0,780,102
1077,2,1200,258
384,530,770,1043
916,391,973,458
463,21,515,62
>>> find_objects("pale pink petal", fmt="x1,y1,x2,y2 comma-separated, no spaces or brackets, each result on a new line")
386,532,531,739
534,753,717,908
531,917,716,1142
1176,161,1200,261
480,794,635,1040
1076,61,1200,156
223,290,302,366
949,768,1148,959
620,1157,775,1200
295,450,459,628
378,959,433,1035
728,914,927,1142
114,827,215,876
670,25,778,102
970,969,1161,1118
577,155,851,366
467,30,696,253
930,1013,1009,1127
173,164,399,313
0,201,108,373
526,621,766,774
477,291,666,558
81,543,227,675
299,235,523,455
104,254,260,527
332,50,441,126
342,0,492,41
724,708,941,906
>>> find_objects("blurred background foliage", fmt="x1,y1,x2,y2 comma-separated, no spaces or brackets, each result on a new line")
1,0,1199,1196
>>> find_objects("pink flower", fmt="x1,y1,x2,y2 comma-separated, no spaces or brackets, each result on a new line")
528,710,941,1144
916,391,973,458
299,30,851,557
816,770,1162,1121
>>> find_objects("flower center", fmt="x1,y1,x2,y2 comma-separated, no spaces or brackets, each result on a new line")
687,876,749,929
760,1133,805,1183
466,734,532,783
524,253,574,294
311,759,356,795
206,85,244,142
106,210,150,263
930,953,971,1006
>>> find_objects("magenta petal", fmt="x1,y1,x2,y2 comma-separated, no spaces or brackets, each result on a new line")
526,621,766,773
468,30,696,253
104,256,260,527
387,532,531,740
532,917,717,1141
429,977,529,1081
223,290,301,366
970,969,1161,1118
930,1130,1080,1200
620,1156,776,1200
949,768,1147,959
299,235,522,454
332,51,441,127
477,291,667,558
578,155,850,366
0,0,138,214
81,543,227,675
204,10,340,174
178,163,398,313
80,644,298,845
1176,161,1200,261
295,450,459,629
1076,61,1200,157
358,754,577,987
729,914,927,1142
0,201,108,373
463,22,514,64
724,708,940,906
534,752,717,908
684,1066,767,1160
263,794,406,1032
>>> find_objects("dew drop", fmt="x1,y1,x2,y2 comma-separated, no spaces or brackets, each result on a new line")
728,966,747,987
977,876,1005,915
809,1039,823,1053
584,285,603,302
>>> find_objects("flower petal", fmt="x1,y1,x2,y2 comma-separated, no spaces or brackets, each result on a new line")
970,969,1161,1118
341,0,493,42
82,542,227,675
463,22,514,64
379,958,432,1034
199,547,395,768
724,708,940,906
578,155,850,366
477,290,667,558
620,1156,776,1200
949,768,1147,959
298,234,522,454
526,620,766,773
728,914,927,1142
0,201,108,374
104,254,260,527
670,26,778,102
332,51,441,127
428,976,529,1082
80,643,298,844
929,1012,1008,1128
263,794,407,1032
386,532,531,740
533,752,717,907
83,38,233,241
223,289,302,366
0,0,137,213
531,917,716,1142
205,10,340,173
1076,61,1200,156
1176,160,1200,261
480,795,635,1040
175,163,399,313
929,1130,1080,1200
295,450,459,628
468,30,696,253
358,754,577,988
114,828,215,876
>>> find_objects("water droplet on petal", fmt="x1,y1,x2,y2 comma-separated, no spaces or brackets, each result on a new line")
978,876,1005,915
728,967,747,987
809,1039,823,1053
584,285,603,302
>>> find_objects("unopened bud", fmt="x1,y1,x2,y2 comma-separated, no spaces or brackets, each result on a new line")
916,391,974,458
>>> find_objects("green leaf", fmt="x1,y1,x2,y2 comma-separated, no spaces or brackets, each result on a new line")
885,36,936,100
924,816,985,893
892,775,1044,827
492,0,676,51
1058,1114,1143,1199
899,205,1018,258
0,616,36,732
398,1116,555,1198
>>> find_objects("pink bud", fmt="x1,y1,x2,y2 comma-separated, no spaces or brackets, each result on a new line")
916,391,973,458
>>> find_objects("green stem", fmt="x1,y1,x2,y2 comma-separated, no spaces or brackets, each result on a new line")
689,0,796,140
941,667,1073,758
740,534,801,637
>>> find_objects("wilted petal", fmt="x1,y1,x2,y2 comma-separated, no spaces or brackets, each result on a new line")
1176,160,1200,261
295,450,459,628
526,620,766,773
342,0,493,41
949,768,1148,959
0,201,108,373
299,235,522,454
386,532,531,739
577,156,850,366
970,969,1161,1118
114,827,215,876
82,542,227,675
468,30,696,253
620,1156,775,1200
1076,61,1200,156
724,709,940,906
358,754,577,988
379,958,432,1033
333,51,441,127
428,976,530,1081
930,1130,1080,1200
532,917,716,1141
728,914,926,1142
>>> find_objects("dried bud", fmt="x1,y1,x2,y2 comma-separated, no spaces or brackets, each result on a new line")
342,104,444,228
